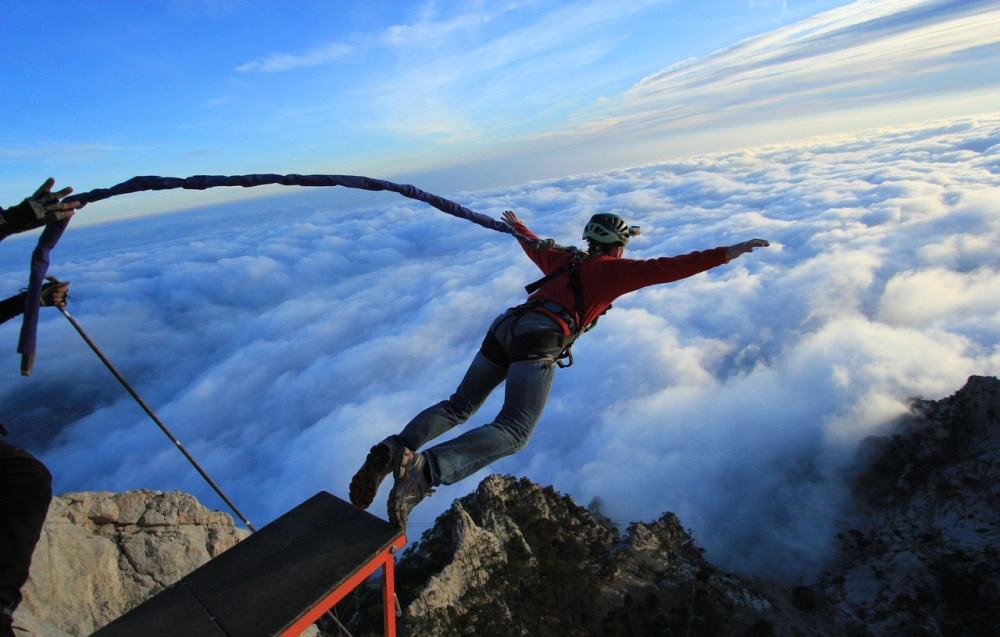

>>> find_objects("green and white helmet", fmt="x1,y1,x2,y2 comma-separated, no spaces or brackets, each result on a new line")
583,213,634,245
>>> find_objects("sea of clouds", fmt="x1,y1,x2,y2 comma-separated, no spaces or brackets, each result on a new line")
1,114,998,580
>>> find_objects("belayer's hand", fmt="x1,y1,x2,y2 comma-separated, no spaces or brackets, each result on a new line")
0,177,81,239
725,239,770,261
40,278,71,310
501,210,521,227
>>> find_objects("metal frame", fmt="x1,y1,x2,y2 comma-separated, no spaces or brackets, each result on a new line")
280,533,407,637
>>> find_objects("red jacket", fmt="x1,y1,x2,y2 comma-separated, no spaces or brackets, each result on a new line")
512,221,729,335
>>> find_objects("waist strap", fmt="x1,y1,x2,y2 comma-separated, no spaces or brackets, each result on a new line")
511,299,578,336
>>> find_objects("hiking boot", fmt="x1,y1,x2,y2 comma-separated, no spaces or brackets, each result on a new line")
349,437,404,509
388,448,434,529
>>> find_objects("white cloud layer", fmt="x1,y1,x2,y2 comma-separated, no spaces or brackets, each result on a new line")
1,113,998,579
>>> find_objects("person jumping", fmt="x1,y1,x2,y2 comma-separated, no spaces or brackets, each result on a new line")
350,209,768,529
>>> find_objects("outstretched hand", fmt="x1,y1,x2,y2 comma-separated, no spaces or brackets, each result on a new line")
1,178,81,238
725,239,770,261
30,177,80,222
501,210,521,227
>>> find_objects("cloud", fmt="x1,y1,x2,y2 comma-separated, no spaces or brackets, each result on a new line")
564,0,1000,143
381,11,492,48
236,42,355,73
1,114,999,581
234,3,503,74
878,266,1000,328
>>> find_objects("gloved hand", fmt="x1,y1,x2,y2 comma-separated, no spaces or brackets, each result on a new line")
39,278,70,309
0,178,80,239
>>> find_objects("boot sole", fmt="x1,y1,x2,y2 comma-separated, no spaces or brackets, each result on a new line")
349,444,391,509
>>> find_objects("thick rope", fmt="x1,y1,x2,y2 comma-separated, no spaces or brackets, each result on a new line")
19,173,517,375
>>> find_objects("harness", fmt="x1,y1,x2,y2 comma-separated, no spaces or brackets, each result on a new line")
480,250,609,369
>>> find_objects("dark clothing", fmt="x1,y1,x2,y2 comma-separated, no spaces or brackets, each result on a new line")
1,281,63,331
0,245,54,633
0,441,52,629
0,293,27,326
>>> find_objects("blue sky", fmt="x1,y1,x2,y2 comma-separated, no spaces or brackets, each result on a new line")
3,0,997,221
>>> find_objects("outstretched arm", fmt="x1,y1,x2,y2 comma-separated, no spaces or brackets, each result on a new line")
725,239,769,262
0,279,71,325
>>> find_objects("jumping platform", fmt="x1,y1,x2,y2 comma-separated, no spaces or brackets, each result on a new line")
93,491,406,636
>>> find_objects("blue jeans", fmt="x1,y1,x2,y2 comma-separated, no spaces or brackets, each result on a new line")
398,310,561,486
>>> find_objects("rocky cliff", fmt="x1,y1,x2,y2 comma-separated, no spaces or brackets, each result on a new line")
819,374,1000,636
13,490,247,636
12,376,1000,636
340,474,845,636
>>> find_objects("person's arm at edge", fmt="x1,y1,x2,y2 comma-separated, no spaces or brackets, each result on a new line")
0,280,71,326
605,238,770,294
0,293,23,325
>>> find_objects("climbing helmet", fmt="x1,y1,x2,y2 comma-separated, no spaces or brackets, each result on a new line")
583,213,639,245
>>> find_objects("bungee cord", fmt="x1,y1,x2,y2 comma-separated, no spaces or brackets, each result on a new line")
18,173,518,375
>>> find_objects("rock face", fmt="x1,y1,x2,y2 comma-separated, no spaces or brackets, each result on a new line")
345,475,840,636
13,489,247,636
12,376,1000,636
820,375,1000,636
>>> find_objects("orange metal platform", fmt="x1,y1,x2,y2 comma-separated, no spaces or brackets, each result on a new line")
93,492,406,636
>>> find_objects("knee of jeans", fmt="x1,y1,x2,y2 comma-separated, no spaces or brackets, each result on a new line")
494,415,537,450
444,393,480,421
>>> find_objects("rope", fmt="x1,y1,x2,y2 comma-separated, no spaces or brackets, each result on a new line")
55,295,364,636
55,302,257,531
18,172,518,376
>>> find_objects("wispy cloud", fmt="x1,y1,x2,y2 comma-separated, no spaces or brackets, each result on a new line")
565,0,1000,140
233,0,999,180
380,10,493,48
358,0,658,143
234,3,502,73
236,42,355,73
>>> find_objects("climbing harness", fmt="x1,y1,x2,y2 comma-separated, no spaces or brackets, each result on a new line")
479,304,574,369
511,248,613,368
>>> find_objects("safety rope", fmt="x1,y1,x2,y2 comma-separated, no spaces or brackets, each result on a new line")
54,297,258,531
53,283,363,636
